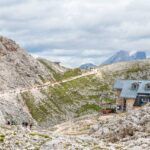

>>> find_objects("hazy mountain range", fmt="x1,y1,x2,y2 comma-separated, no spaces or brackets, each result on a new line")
103,50,146,65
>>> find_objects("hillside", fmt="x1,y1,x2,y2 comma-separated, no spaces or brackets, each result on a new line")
20,58,150,126
0,36,150,127
0,36,74,125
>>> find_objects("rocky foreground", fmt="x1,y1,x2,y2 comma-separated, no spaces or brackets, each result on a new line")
0,104,149,150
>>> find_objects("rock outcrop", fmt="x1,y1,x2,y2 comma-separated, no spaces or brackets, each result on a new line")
0,36,53,91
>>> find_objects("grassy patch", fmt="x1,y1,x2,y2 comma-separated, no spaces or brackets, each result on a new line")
0,134,5,142
88,95,100,100
103,97,114,103
30,132,49,138
126,64,143,74
76,104,102,115
21,92,49,122
62,68,82,79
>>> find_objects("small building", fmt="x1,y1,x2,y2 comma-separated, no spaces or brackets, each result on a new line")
54,62,61,65
114,80,150,112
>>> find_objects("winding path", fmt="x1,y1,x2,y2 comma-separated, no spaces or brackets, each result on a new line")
0,69,98,96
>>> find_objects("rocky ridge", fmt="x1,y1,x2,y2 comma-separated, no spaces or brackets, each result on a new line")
0,36,54,91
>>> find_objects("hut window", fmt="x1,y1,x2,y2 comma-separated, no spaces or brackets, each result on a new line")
131,83,139,90
145,83,150,90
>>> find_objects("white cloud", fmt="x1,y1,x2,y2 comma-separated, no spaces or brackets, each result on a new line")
0,0,150,67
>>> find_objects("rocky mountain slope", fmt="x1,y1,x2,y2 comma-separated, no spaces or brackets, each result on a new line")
0,36,53,91
0,104,149,150
0,36,68,125
103,50,146,64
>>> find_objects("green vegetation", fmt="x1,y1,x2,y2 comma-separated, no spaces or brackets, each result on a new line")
21,59,150,126
62,68,82,79
88,95,100,100
98,83,110,91
76,104,102,115
38,59,82,81
103,97,113,103
0,134,5,142
126,64,143,74
21,92,49,122
21,74,113,124
15,141,20,145
61,75,106,90
30,132,49,138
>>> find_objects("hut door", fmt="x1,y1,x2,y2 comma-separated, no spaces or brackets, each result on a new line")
123,98,126,111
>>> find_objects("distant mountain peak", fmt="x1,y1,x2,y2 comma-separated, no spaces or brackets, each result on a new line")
80,63,96,69
103,50,146,65
131,51,146,60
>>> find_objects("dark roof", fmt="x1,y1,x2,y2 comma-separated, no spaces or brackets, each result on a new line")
114,80,150,98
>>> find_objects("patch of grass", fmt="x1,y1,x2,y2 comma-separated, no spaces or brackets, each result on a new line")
88,95,100,100
48,86,74,104
76,104,102,115
126,64,143,74
103,97,114,103
0,134,5,142
30,132,49,138
98,84,110,91
15,141,20,145
21,92,49,122
62,68,82,79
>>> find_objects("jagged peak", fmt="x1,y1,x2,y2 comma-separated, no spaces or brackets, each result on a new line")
0,35,19,52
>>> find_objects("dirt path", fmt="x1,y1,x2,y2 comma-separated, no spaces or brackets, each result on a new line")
0,69,98,96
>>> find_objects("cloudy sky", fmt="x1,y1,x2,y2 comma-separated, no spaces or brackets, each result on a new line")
0,0,150,67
